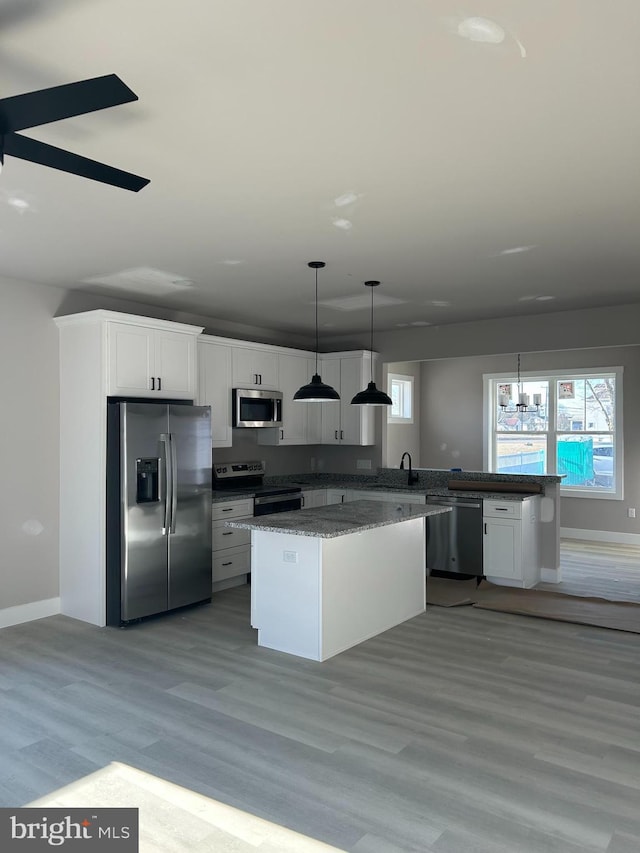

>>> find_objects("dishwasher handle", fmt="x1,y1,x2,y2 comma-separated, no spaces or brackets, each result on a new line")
427,497,482,509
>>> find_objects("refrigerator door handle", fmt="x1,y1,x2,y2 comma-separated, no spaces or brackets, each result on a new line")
169,433,178,534
160,433,172,535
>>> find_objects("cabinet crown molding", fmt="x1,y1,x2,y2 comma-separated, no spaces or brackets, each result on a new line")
54,310,203,335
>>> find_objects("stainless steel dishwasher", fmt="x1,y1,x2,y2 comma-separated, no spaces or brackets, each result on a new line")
426,495,484,577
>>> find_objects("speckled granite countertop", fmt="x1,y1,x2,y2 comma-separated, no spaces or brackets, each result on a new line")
211,482,540,503
225,500,451,539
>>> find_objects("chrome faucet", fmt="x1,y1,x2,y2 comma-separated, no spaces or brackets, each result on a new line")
400,452,419,485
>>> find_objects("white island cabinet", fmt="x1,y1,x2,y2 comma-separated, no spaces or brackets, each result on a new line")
227,500,450,662
483,497,541,588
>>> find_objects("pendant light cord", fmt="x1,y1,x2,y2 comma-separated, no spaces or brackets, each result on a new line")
315,266,319,376
370,285,374,382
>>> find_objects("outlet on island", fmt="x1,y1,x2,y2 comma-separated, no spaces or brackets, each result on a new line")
283,550,298,563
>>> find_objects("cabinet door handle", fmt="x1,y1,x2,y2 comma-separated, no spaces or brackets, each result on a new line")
280,429,284,440
340,430,344,440
222,561,233,566
222,531,233,536
484,523,487,534
335,430,338,440
301,495,305,507
259,374,262,384
151,377,155,391
158,377,162,391
341,495,344,503
221,507,233,512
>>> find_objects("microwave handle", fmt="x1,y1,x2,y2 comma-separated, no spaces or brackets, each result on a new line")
275,397,282,422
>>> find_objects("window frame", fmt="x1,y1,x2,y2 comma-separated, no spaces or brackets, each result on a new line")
387,373,414,424
483,366,623,500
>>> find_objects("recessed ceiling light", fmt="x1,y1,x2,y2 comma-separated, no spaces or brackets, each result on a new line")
332,218,353,231
7,196,30,212
457,17,505,44
396,323,409,327
535,295,556,301
334,191,361,207
410,321,431,326
219,259,244,265
498,245,536,255
518,295,536,302
430,300,450,307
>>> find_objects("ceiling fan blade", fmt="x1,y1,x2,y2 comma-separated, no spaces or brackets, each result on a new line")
0,74,138,134
4,133,150,192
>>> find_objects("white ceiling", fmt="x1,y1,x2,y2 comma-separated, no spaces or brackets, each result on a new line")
1,0,639,337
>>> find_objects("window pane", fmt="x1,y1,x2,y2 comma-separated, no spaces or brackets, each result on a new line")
557,377,615,432
496,434,547,474
557,434,615,489
497,380,548,432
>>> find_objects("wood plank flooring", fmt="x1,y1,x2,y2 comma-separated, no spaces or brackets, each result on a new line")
538,539,640,603
1,575,639,852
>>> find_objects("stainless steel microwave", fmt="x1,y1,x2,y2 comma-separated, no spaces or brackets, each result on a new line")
232,388,283,428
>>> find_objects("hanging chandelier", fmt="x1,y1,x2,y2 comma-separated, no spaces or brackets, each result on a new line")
499,353,541,412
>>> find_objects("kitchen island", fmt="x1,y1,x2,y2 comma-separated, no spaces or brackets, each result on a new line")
226,500,451,661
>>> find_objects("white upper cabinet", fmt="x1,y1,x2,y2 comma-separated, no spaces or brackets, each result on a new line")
197,338,233,448
319,351,376,445
258,352,315,446
232,345,279,389
106,320,198,398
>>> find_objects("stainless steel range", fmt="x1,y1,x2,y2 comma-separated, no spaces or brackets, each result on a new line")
212,460,302,516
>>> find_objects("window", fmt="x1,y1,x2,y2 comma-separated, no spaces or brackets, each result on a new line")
387,374,414,424
484,367,623,499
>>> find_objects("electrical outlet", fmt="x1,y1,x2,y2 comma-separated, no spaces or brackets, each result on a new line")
283,550,298,563
628,508,636,518
356,459,372,470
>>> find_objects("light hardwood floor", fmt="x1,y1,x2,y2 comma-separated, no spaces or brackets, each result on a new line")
538,539,640,603
1,574,639,852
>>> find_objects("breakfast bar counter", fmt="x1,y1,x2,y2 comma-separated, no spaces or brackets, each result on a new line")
226,500,451,661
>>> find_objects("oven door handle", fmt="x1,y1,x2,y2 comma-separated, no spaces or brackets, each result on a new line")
253,492,301,507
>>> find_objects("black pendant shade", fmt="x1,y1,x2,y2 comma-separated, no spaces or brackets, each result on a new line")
351,280,392,406
293,373,341,402
293,261,340,402
351,380,392,407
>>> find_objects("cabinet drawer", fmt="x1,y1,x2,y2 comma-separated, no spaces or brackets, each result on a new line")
483,500,522,519
212,519,251,551
212,499,254,520
212,544,251,582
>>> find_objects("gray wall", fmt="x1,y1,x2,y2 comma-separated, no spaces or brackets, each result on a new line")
0,277,63,609
417,347,640,535
384,361,422,468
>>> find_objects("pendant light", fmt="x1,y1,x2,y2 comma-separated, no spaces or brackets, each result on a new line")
293,261,340,402
351,280,392,406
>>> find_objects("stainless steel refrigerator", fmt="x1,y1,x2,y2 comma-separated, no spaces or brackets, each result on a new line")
106,401,212,625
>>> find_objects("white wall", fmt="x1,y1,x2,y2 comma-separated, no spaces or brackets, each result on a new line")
0,277,64,610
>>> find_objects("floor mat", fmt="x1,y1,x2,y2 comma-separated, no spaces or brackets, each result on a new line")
473,581,640,634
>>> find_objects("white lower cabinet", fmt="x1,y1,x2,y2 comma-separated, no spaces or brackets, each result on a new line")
212,498,253,589
326,489,349,505
483,497,541,588
301,489,327,509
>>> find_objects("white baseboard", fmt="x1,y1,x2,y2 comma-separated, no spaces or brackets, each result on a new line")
540,568,560,583
560,527,640,546
0,597,61,630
